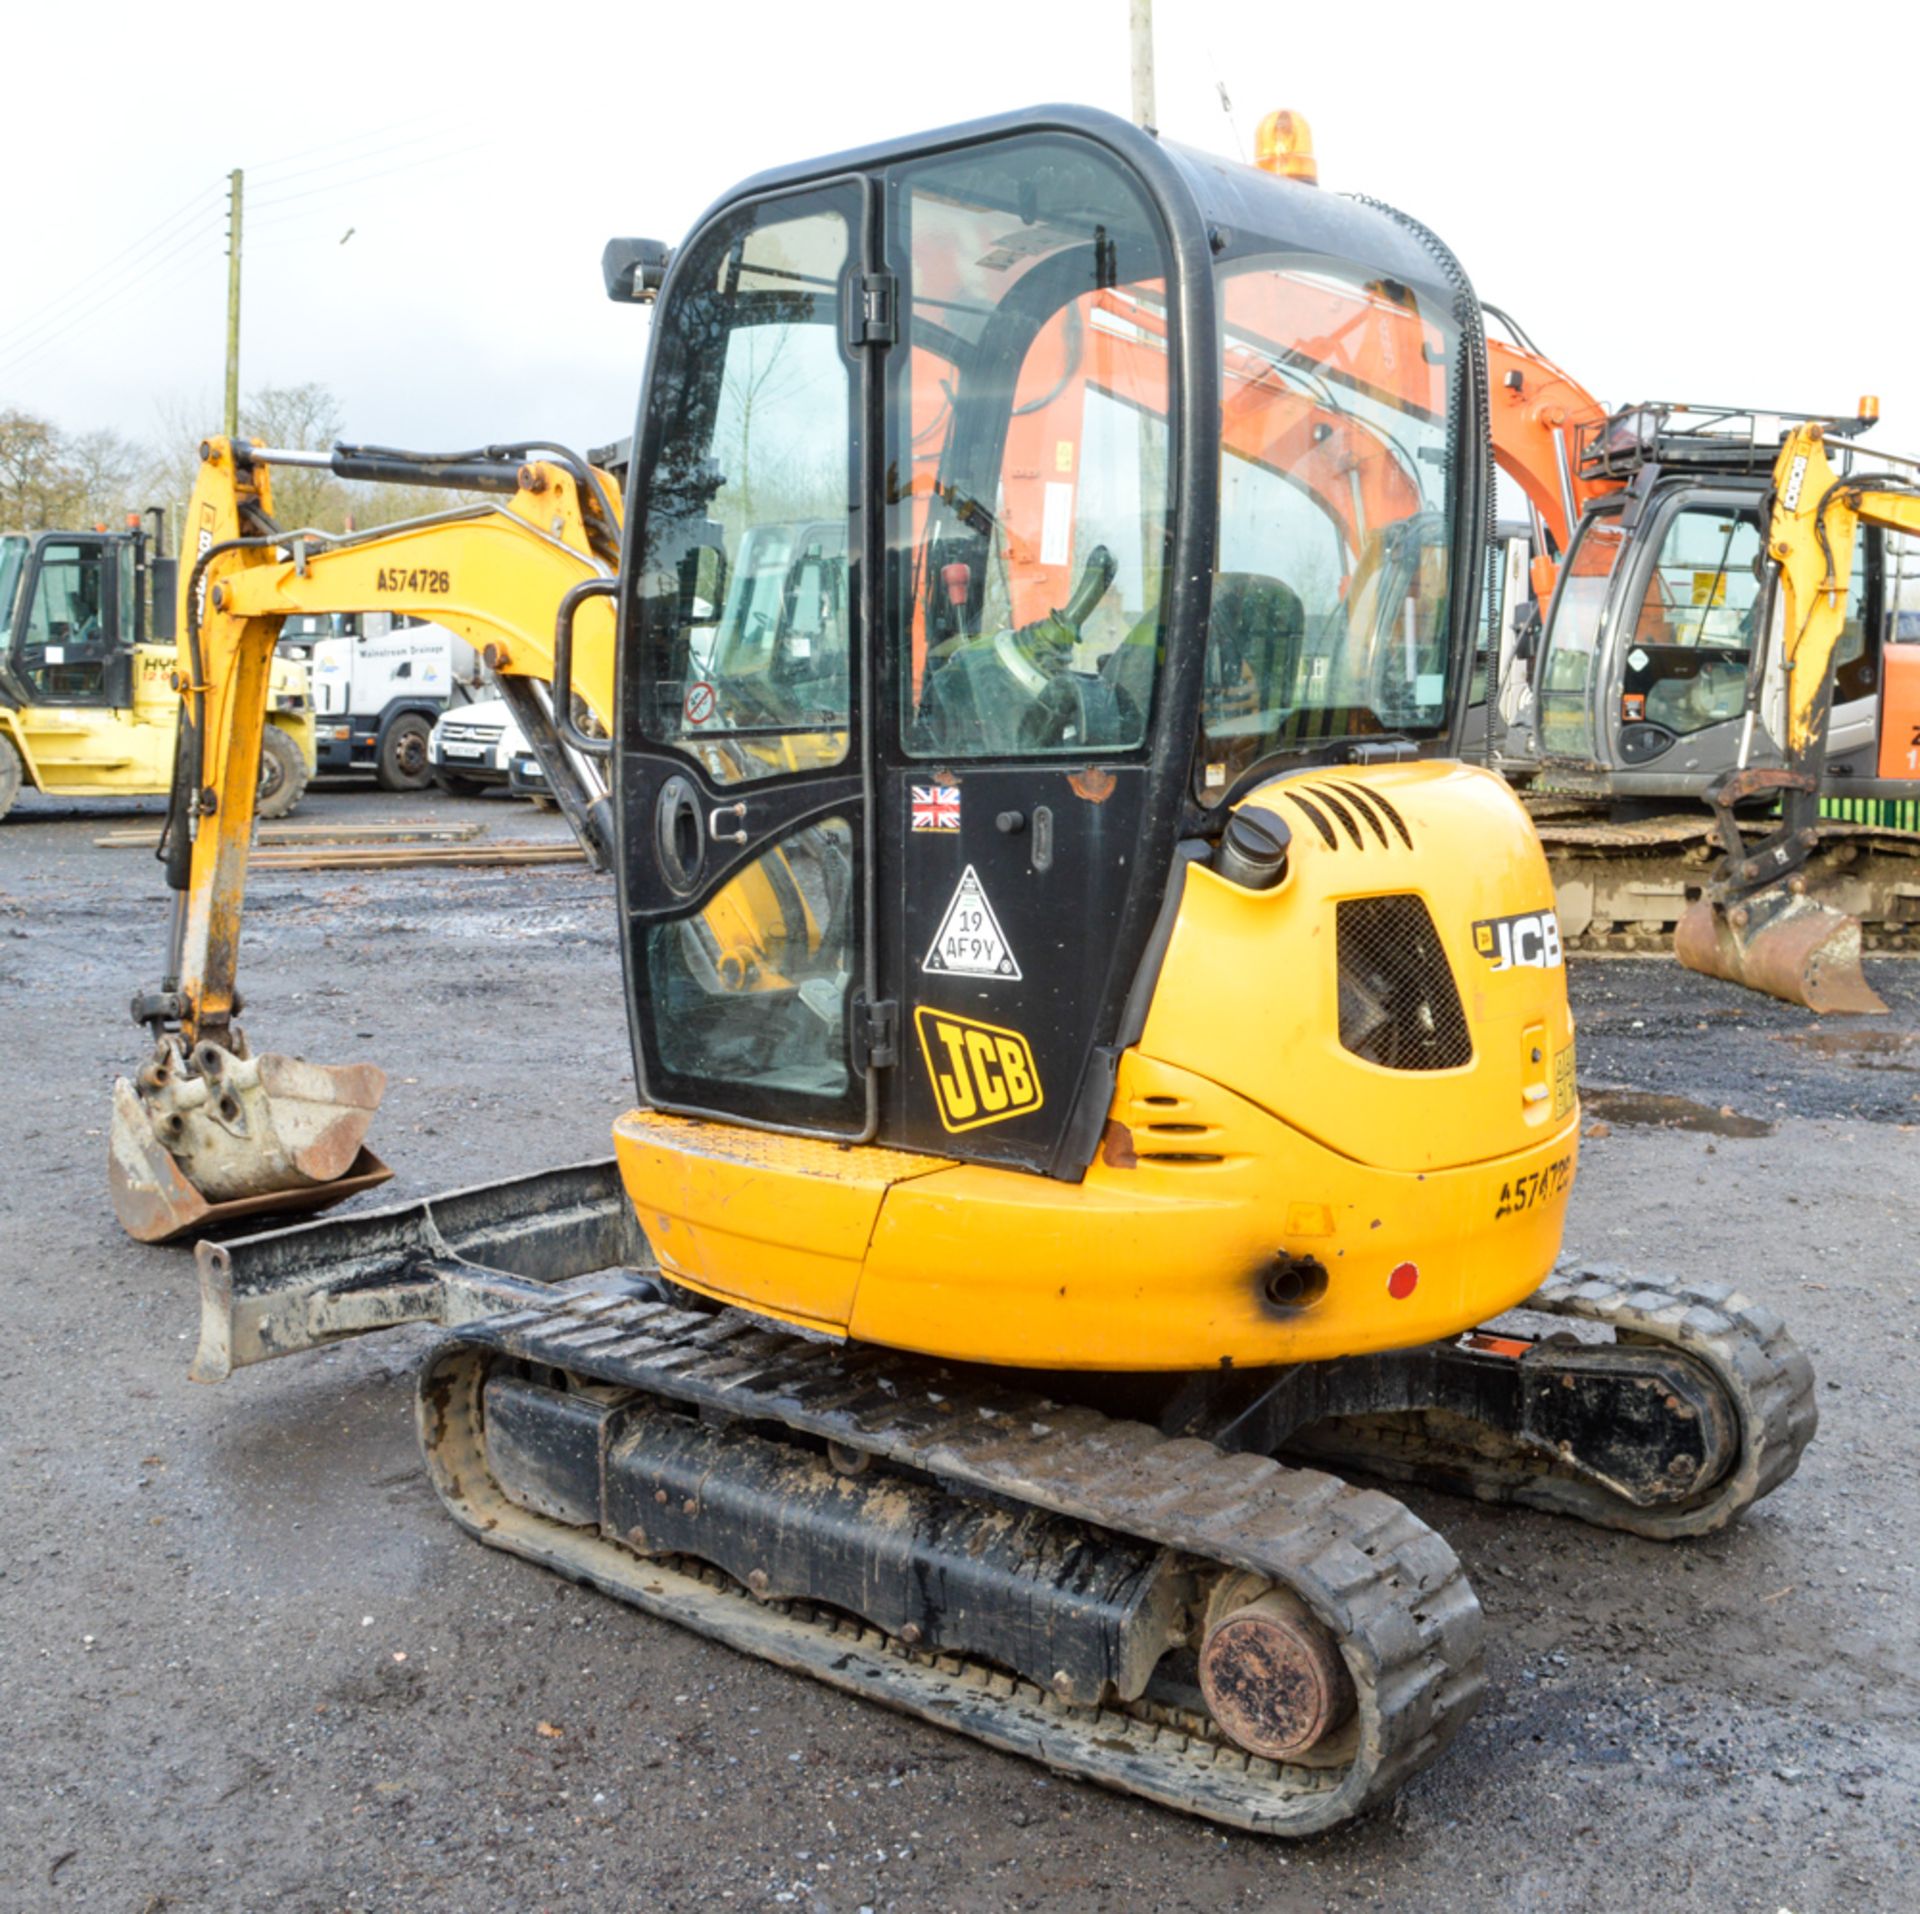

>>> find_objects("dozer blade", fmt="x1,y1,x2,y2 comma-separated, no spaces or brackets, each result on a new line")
109,1039,393,1244
1674,890,1888,1016
187,1158,641,1380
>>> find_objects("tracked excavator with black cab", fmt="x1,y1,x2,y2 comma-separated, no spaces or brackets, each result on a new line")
1493,399,1920,1008
127,106,1815,1833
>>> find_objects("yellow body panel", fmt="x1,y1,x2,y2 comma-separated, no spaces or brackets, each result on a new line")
612,1110,951,1330
855,1056,1573,1368
613,760,1581,1372
1142,761,1573,1172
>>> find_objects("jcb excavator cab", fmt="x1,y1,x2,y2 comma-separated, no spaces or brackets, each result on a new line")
614,106,1491,1173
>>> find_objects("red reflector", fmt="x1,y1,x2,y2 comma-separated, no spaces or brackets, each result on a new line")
1387,1262,1419,1300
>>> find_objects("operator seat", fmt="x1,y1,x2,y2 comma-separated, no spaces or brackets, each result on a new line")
1203,570,1304,725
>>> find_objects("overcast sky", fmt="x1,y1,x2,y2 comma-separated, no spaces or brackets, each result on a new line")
9,1,1917,466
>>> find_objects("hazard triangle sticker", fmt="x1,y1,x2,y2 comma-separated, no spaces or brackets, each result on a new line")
922,864,1021,980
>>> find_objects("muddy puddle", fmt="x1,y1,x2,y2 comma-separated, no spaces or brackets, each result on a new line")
1578,1088,1776,1137
1770,1026,1920,1067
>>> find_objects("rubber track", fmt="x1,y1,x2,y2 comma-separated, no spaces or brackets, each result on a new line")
1564,925,1920,954
432,1288,1486,1835
1532,810,1920,951
1293,1263,1818,1540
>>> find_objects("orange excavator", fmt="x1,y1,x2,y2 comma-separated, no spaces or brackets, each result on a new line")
1487,314,1617,575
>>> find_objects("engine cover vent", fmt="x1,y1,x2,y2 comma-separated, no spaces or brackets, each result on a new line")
1336,895,1472,1072
1278,781,1413,851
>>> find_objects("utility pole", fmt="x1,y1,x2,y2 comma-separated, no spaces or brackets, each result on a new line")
224,168,244,439
1129,0,1156,131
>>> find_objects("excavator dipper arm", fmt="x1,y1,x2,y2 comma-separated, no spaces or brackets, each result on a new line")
109,438,621,1242
1676,423,1920,1011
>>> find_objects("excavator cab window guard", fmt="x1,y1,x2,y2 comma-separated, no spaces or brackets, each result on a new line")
1576,401,1874,485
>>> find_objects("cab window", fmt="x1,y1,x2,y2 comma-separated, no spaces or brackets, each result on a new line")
1623,507,1763,737
20,540,112,702
1538,508,1628,760
889,136,1174,759
118,540,137,652
630,192,856,790
1832,530,1878,707
1203,256,1463,782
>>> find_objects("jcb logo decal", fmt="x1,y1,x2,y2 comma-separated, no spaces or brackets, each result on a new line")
1473,909,1563,972
914,1007,1043,1133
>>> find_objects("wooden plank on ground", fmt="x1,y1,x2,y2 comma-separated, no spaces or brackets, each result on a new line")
247,840,587,872
94,820,488,849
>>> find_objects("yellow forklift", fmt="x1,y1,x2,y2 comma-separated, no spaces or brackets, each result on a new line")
0,513,312,819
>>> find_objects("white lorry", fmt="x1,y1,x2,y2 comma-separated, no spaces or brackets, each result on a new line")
276,612,481,790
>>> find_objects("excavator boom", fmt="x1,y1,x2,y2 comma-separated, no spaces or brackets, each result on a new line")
1486,329,1616,567
1675,422,1920,1010
108,438,621,1241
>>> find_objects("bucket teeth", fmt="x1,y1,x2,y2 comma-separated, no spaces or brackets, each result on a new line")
1674,892,1887,1015
109,1035,391,1243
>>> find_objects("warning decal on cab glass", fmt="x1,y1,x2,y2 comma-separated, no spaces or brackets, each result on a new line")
914,1007,1043,1132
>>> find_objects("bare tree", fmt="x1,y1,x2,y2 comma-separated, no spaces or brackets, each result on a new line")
67,428,142,530
0,407,143,530
141,390,218,540
240,381,348,531
0,408,65,529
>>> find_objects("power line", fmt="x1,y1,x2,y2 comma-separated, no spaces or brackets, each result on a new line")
245,113,466,181
248,138,491,216
247,121,468,192
0,217,225,384
0,241,223,392
0,228,226,388
0,184,222,355
1,128,489,404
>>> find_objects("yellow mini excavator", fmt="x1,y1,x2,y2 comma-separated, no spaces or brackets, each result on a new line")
114,107,1815,1834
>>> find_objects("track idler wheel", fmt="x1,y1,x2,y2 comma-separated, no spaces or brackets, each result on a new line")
109,1032,391,1244
1675,890,1886,1015
1199,1579,1356,1761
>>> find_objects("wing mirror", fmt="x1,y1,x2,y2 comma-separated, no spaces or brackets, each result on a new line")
603,237,672,304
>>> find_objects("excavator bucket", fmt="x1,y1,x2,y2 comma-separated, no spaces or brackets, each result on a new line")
109,1035,392,1244
1674,891,1888,1016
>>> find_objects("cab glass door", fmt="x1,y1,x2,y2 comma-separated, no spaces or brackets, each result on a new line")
1615,502,1765,755
1537,505,1627,760
17,538,117,705
619,183,869,1135
879,135,1179,1169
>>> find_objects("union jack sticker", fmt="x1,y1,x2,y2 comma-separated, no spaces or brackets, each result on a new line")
910,783,961,833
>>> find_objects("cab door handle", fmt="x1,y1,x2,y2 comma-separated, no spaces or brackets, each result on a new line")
709,803,748,844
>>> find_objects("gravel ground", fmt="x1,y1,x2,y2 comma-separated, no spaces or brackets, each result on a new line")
2,784,1916,1913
